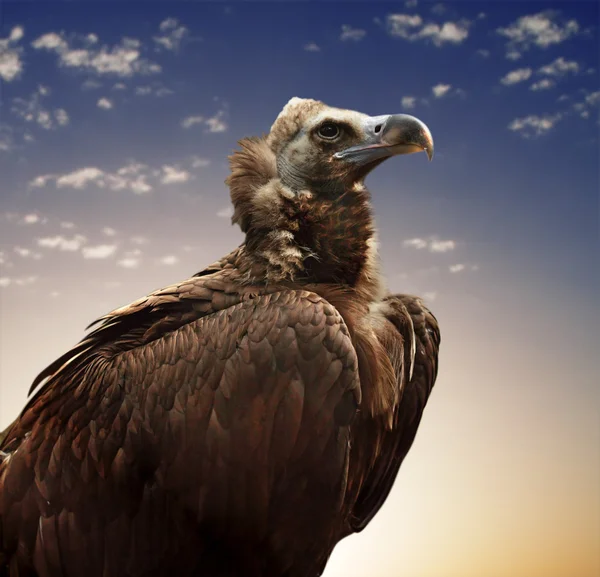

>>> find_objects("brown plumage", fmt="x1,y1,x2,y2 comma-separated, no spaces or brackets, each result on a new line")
0,97,440,577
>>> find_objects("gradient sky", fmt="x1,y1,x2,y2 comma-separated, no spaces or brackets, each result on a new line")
0,2,598,576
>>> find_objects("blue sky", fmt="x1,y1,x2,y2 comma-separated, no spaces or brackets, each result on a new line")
0,2,598,576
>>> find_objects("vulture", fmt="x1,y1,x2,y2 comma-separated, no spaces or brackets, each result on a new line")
0,97,440,577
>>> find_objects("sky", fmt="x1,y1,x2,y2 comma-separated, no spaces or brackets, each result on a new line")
0,1,598,576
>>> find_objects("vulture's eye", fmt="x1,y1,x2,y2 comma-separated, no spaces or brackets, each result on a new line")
317,123,340,140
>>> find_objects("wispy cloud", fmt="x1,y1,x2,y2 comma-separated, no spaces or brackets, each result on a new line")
134,83,173,97
190,156,210,168
340,25,366,42
158,255,179,265
401,96,417,109
97,97,113,109
82,78,102,90
181,106,228,133
117,248,142,269
571,90,600,119
303,42,321,52
0,25,24,81
423,291,437,302
30,161,158,193
11,85,70,130
497,11,581,59
530,78,555,91
82,244,117,259
102,227,117,236
160,165,191,184
449,263,465,273
205,109,228,133
153,18,189,52
22,213,43,225
385,13,471,46
37,234,87,251
432,83,452,98
32,32,161,77
0,275,38,289
538,57,580,77
216,206,233,218
14,246,43,260
508,113,562,138
500,67,532,85
403,237,457,252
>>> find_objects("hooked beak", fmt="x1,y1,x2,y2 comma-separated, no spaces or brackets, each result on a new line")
334,113,434,165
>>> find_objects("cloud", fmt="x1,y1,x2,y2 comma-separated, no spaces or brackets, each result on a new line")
340,25,366,42
154,18,189,52
117,248,141,268
508,113,562,138
190,156,210,168
0,125,13,152
500,67,532,85
158,255,179,265
0,25,24,81
134,83,173,97
0,275,38,288
303,42,320,52
432,83,452,98
60,221,75,229
14,246,43,260
571,90,600,119
401,96,417,109
538,57,579,77
530,78,555,91
405,0,418,7
403,237,456,252
506,50,522,61
181,106,228,133
82,244,117,259
403,238,428,249
32,32,161,77
429,239,456,252
22,213,40,224
181,115,204,129
216,206,233,218
205,109,228,133
57,167,105,188
102,227,117,236
160,165,191,184
117,257,140,269
476,49,490,58
386,13,470,46
82,78,102,90
97,97,113,109
423,291,437,302
11,85,70,130
37,234,87,251
497,11,581,57
449,263,466,273
31,162,153,193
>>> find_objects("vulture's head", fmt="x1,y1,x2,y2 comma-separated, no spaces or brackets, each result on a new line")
227,97,434,285
266,97,433,189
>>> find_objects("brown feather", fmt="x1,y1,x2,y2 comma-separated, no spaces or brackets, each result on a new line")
1,98,440,577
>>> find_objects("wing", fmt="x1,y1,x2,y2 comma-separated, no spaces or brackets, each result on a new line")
0,287,360,577
347,294,440,532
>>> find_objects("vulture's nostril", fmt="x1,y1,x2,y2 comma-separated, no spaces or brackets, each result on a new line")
374,124,382,134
